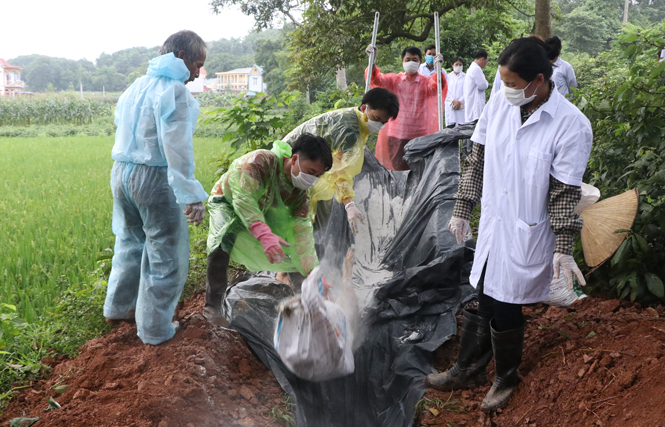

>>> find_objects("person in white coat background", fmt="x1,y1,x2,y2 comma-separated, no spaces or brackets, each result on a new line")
427,36,592,412
444,57,466,127
463,49,489,123
546,36,578,98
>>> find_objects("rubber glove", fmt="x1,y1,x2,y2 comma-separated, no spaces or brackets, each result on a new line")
345,202,365,235
183,202,206,226
434,53,444,65
365,44,378,58
249,221,290,264
553,253,586,288
448,217,472,245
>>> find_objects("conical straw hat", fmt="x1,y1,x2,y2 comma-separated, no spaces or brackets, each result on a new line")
580,188,639,267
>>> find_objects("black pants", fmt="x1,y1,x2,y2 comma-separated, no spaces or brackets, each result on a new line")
476,265,524,332
206,247,230,309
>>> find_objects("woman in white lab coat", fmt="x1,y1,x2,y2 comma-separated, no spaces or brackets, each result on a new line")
546,36,577,98
444,57,466,127
427,37,592,412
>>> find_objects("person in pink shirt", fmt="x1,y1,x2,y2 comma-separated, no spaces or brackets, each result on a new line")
365,45,447,171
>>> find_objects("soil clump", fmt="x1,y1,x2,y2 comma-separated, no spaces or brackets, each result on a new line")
1,294,284,427
417,297,665,427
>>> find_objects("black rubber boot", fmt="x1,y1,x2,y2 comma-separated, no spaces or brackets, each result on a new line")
426,310,492,391
480,319,525,412
203,248,231,327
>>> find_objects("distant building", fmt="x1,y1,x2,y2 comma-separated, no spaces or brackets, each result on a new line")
185,66,208,94
215,65,263,95
0,58,25,96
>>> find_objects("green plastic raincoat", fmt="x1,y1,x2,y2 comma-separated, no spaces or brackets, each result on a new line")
206,141,317,275
282,108,369,208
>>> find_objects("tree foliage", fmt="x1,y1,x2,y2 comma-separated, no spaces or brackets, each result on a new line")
576,21,665,303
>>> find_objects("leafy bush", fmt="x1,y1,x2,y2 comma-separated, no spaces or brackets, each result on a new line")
576,21,665,303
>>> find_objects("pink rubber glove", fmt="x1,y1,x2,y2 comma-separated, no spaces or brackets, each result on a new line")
249,222,290,264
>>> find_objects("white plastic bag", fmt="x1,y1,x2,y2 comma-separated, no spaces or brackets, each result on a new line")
544,183,599,306
274,255,357,382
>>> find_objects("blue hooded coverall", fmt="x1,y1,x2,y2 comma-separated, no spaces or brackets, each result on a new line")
104,53,208,345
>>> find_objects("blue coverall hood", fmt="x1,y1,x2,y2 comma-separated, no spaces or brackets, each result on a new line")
146,53,191,82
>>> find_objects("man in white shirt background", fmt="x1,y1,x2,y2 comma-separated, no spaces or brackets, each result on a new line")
419,44,448,79
545,36,578,98
463,49,489,123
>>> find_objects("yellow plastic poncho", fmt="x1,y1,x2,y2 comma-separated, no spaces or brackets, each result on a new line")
282,108,370,207
206,141,317,275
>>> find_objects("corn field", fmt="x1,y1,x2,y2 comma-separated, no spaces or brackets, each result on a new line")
0,96,114,126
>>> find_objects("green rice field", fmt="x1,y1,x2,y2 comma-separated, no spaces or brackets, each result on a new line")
0,136,222,322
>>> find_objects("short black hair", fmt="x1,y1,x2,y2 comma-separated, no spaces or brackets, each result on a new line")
361,88,400,120
498,36,553,81
452,57,465,66
401,46,422,61
473,49,488,59
291,133,333,171
545,36,562,60
424,44,436,53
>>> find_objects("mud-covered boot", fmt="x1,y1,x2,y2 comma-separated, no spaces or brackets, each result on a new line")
481,320,525,412
426,310,492,391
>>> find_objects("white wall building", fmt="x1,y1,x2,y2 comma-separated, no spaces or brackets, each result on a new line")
0,58,25,96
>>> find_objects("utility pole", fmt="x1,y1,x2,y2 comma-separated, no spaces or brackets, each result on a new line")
623,0,630,25
534,0,552,40
80,79,83,99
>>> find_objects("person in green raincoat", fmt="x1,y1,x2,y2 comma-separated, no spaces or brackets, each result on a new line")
282,88,400,235
204,133,333,324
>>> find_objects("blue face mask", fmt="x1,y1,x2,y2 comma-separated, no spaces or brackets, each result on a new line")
425,55,434,65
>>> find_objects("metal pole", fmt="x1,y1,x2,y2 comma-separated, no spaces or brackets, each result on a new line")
365,12,380,94
434,12,444,131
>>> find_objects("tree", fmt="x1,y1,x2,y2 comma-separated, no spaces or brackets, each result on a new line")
535,0,552,39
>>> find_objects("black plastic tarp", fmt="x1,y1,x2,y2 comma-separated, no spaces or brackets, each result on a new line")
225,125,477,427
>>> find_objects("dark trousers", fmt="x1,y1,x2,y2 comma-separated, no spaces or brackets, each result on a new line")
206,247,230,309
476,265,524,332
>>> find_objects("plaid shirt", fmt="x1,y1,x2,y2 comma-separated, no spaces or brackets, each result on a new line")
453,142,583,256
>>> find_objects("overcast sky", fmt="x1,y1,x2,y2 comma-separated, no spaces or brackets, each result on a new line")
3,0,257,62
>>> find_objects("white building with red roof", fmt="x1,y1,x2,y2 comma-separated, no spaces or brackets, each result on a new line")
0,58,25,96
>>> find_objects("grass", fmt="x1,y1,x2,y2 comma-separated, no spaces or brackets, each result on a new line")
0,135,223,322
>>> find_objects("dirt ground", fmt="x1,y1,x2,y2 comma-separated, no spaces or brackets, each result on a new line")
3,294,665,427
0,294,285,427
417,297,665,427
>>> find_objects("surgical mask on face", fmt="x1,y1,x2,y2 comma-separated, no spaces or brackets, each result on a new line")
367,119,385,134
503,81,538,107
425,55,434,65
291,157,318,190
453,66,463,74
403,61,420,75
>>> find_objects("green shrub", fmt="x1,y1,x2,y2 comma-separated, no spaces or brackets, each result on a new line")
0,96,113,126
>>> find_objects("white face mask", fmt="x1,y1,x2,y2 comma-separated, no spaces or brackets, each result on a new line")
367,119,385,134
291,157,318,190
403,61,419,75
503,81,538,107
453,66,463,74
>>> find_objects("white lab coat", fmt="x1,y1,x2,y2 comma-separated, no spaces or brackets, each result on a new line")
419,63,447,78
469,87,592,304
463,62,488,122
445,71,466,126
490,66,502,98
551,58,577,98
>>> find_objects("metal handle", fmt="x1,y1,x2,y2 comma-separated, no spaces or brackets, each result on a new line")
365,12,380,94
434,12,444,132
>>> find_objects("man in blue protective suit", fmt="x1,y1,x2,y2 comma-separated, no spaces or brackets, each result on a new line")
104,30,209,345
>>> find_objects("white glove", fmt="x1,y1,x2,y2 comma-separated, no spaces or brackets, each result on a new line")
434,53,444,65
448,217,472,245
345,202,365,235
553,253,586,288
365,44,378,58
183,202,206,226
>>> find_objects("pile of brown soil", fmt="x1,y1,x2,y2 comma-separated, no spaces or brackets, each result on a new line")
0,294,285,427
417,297,665,427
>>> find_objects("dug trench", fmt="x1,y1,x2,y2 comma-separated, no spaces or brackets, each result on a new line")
3,295,665,427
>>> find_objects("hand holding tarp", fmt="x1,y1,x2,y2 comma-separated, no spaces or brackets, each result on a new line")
249,221,290,263
448,217,472,245
345,202,365,235
553,253,586,289
183,202,206,226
